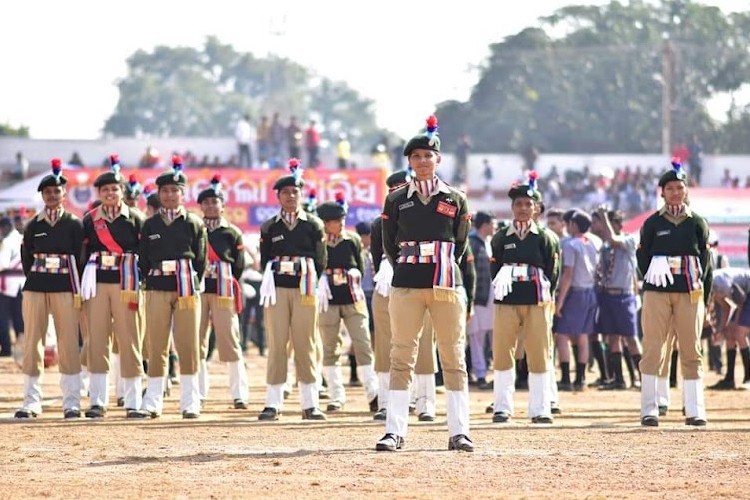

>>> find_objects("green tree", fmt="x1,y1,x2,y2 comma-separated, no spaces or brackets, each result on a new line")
0,123,29,137
437,0,750,154
104,36,378,149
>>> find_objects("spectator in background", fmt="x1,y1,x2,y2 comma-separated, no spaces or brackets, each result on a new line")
235,114,254,168
270,112,285,169
257,115,271,166
68,152,84,167
453,134,471,185
482,159,493,200
139,146,161,169
720,169,733,188
689,135,704,186
287,116,303,160
305,120,321,168
336,133,351,169
14,152,29,180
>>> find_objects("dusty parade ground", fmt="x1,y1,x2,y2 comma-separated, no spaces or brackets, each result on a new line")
1,352,749,499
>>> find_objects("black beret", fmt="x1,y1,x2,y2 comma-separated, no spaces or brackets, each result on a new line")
355,221,371,235
124,175,143,200
156,155,188,188
316,201,347,221
274,158,305,191
403,115,441,157
508,172,542,202
94,154,124,188
473,211,494,228
197,174,225,203
38,158,68,192
658,158,688,188
386,169,411,188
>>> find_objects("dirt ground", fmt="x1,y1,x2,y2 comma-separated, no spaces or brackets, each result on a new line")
1,351,749,500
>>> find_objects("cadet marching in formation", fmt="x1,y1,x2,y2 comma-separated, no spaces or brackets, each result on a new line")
10,114,737,452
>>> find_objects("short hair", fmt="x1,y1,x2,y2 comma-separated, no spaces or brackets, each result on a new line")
571,211,592,233
546,208,564,219
355,221,371,236
473,211,494,229
562,209,578,223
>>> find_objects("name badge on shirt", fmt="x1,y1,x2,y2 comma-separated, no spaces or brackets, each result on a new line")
272,235,284,243
45,257,60,269
436,201,457,218
656,230,670,237
504,243,516,250
419,242,435,257
148,234,161,240
398,201,414,211
101,255,116,267
279,261,295,274
34,232,47,238
161,260,177,273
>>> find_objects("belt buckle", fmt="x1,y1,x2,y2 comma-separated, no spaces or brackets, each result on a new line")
101,255,116,267
45,257,60,270
161,260,177,273
332,270,347,286
511,265,527,278
419,242,435,257
279,261,295,274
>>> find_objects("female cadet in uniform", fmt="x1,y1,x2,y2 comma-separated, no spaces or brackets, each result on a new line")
196,175,249,409
376,115,474,453
140,155,207,419
490,171,560,424
316,192,378,412
81,155,146,418
15,159,84,419
257,159,327,421
638,158,712,427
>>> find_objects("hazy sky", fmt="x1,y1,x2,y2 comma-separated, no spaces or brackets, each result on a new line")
1,0,745,139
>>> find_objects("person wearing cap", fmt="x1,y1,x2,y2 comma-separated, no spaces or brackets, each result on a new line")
467,211,495,390
705,267,750,390
80,154,147,419
370,169,439,422
196,175,249,409
376,116,474,452
257,158,327,421
638,158,712,427
590,207,642,391
140,155,207,419
489,171,560,425
316,193,378,412
15,159,84,419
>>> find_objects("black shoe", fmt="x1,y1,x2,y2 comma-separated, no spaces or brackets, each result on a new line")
641,415,659,427
599,381,627,391
485,402,494,414
233,399,248,410
531,415,553,424
369,396,378,413
182,411,199,419
558,382,573,392
258,407,280,421
126,409,149,419
14,408,38,419
418,412,435,422
409,402,416,414
588,378,609,388
376,433,404,451
492,411,510,423
283,389,291,400
326,400,343,412
116,397,125,407
448,434,474,452
302,407,327,420
349,377,363,388
658,405,668,417
85,405,106,418
550,402,561,415
708,378,736,390
64,408,81,419
317,390,329,400
477,378,493,391
685,416,707,426
373,408,386,421
572,382,586,392
147,410,161,419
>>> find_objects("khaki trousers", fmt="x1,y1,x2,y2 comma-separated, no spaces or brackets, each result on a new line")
199,293,242,362
640,291,704,379
145,291,200,377
373,293,437,373
86,283,143,378
319,303,373,366
493,304,551,373
264,287,318,385
79,310,89,368
389,288,467,391
22,291,81,376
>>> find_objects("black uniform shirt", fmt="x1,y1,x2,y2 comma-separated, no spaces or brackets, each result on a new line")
370,216,384,273
205,218,245,294
82,204,145,284
139,208,207,291
326,229,364,305
22,210,84,292
259,210,327,289
382,179,470,289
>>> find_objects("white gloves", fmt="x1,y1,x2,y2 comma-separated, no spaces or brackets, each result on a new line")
644,256,674,288
80,262,97,300
373,259,394,297
259,261,276,307
493,265,514,301
317,274,333,313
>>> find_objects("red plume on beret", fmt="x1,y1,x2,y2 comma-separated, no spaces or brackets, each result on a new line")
426,115,438,131
51,158,62,168
334,191,345,203
110,154,120,165
129,174,137,184
308,188,317,198
211,174,221,184
528,170,539,180
288,158,301,170
172,154,183,166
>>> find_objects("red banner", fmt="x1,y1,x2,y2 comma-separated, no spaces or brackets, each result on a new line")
63,167,388,232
